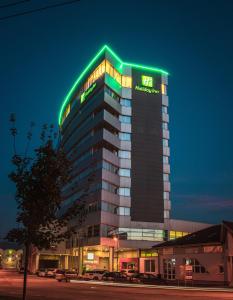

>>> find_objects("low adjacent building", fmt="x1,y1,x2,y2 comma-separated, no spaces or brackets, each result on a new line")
153,221,233,286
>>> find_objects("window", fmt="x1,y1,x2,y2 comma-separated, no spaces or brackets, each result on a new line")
105,86,120,101
144,260,155,272
119,132,131,141
119,115,131,124
102,201,118,214
119,168,131,177
120,98,131,107
84,60,105,91
164,210,170,219
163,156,169,164
102,181,118,194
87,226,92,237
163,259,176,279
162,122,168,130
164,192,169,200
161,84,167,95
163,174,169,181
93,225,100,237
219,265,224,274
117,207,130,216
162,106,167,114
118,188,130,196
102,160,118,174
169,231,188,240
163,139,168,147
106,60,121,85
118,228,164,242
122,76,132,88
118,150,131,159
184,258,206,273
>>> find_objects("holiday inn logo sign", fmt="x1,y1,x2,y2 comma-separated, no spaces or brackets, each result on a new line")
135,75,160,94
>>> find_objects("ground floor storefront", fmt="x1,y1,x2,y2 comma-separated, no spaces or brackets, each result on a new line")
30,246,159,275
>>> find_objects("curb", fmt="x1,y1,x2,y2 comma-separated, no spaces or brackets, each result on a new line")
70,280,233,293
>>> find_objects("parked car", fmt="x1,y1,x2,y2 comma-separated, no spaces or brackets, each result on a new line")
82,269,107,280
37,268,47,277
122,269,138,279
130,273,167,285
46,268,57,278
55,269,78,282
102,272,127,281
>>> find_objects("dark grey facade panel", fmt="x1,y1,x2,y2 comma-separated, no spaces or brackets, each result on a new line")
131,70,164,223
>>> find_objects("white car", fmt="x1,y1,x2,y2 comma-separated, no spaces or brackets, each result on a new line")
37,268,46,277
122,269,138,278
82,269,107,280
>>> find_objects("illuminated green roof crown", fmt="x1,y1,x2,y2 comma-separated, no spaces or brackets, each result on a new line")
58,45,169,125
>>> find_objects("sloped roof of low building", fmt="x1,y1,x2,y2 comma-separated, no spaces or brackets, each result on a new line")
223,220,233,233
153,224,222,248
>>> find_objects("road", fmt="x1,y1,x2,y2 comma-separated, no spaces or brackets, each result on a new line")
0,269,232,300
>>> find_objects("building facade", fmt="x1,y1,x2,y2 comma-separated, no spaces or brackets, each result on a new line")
40,45,211,273
153,221,233,286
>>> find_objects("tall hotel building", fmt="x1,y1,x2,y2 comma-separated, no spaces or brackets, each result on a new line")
57,45,208,272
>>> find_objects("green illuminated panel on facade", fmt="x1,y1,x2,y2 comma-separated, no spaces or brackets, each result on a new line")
80,82,97,103
58,45,169,125
142,75,153,87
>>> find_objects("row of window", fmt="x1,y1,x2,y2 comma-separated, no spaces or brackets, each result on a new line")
169,231,188,240
118,228,164,242
84,59,132,92
101,201,130,216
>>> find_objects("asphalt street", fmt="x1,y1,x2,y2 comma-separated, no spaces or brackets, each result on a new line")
0,269,232,300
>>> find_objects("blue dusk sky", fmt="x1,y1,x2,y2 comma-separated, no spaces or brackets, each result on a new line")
0,0,233,237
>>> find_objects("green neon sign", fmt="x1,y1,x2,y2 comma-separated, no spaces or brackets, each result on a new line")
80,82,97,104
142,75,153,87
59,45,169,125
135,85,160,94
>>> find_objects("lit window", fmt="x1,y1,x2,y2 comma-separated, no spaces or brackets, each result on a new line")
162,122,168,130
118,188,130,196
118,207,130,216
163,156,169,164
119,132,131,141
119,168,131,177
118,150,131,159
161,83,167,95
120,98,131,107
122,76,132,88
119,115,131,124
163,139,168,147
164,192,169,200
162,106,167,114
164,210,170,218
163,174,169,181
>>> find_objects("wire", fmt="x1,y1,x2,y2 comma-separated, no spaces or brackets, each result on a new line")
0,0,80,21
0,0,29,9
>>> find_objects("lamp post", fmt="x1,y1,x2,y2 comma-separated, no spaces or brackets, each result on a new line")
113,237,119,271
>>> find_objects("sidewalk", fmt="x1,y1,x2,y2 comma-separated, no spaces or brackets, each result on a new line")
70,279,233,293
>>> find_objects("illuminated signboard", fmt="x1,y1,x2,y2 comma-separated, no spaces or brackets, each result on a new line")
135,75,159,94
87,252,94,260
142,75,153,87
80,82,97,104
135,85,159,94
